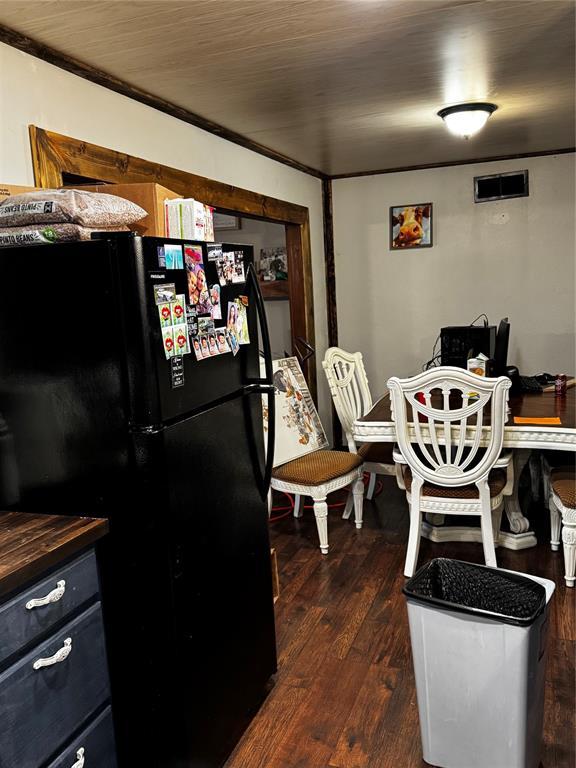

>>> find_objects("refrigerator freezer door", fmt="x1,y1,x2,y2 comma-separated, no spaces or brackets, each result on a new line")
162,393,276,768
133,237,259,423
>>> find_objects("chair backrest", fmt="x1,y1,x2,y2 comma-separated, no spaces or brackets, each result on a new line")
323,347,373,452
387,366,511,487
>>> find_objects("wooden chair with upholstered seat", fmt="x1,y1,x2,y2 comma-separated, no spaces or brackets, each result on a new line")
323,346,396,500
387,367,513,577
270,449,365,555
548,468,576,587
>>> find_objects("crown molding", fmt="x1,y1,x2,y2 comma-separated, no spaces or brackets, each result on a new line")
330,147,576,180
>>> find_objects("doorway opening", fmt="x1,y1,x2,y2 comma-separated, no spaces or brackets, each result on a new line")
213,214,291,361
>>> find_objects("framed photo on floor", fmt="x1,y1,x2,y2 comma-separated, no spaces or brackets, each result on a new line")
261,357,328,467
390,203,433,249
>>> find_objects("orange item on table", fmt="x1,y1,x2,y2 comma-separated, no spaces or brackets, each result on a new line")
513,416,562,425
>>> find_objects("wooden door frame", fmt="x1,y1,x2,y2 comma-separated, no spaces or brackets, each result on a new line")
29,125,317,399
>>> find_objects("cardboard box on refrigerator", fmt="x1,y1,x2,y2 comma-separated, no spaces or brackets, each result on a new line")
79,182,181,237
0,184,38,203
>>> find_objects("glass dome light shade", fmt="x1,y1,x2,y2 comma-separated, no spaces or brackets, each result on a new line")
437,103,497,139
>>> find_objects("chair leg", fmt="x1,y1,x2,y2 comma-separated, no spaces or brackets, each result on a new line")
404,478,423,578
491,503,504,545
342,491,353,520
312,496,329,555
478,483,497,568
293,494,303,518
549,492,561,551
366,472,377,500
561,506,576,587
352,470,364,529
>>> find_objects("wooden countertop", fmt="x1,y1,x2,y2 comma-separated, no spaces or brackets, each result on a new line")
0,512,108,600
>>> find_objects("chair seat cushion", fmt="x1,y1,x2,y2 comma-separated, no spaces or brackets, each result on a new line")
402,467,507,499
272,450,363,486
357,441,395,465
551,469,576,508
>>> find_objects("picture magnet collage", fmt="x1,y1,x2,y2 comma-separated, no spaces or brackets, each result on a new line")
154,241,250,365
154,283,190,359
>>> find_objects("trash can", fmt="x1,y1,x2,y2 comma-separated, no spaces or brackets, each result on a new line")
403,558,555,768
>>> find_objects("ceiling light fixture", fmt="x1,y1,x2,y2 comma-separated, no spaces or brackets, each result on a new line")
437,102,497,139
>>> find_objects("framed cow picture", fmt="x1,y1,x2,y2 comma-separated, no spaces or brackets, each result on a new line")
390,203,433,249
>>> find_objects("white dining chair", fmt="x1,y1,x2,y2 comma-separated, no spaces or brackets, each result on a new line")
387,367,514,577
548,467,576,587
270,450,365,554
323,346,396,500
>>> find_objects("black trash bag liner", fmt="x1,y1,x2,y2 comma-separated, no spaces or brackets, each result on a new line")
403,558,547,626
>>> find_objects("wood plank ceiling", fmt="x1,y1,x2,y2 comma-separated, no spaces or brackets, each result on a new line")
0,0,574,176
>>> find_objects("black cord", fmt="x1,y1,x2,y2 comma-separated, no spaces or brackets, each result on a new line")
423,334,441,370
470,313,489,327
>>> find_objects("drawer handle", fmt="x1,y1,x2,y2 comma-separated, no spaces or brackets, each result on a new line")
71,747,85,768
33,637,72,670
26,580,66,610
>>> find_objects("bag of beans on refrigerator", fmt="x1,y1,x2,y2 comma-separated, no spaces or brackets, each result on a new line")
0,223,129,247
0,189,146,227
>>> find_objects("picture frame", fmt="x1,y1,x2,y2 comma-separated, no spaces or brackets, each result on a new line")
213,212,242,231
256,247,288,283
261,357,328,467
390,203,433,249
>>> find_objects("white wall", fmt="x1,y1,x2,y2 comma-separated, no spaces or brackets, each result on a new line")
216,217,286,252
262,301,292,360
0,43,330,428
333,154,576,397
215,218,291,360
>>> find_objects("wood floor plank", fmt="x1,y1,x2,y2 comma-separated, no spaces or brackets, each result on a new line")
224,680,312,768
276,600,327,676
280,562,367,687
542,638,575,768
276,546,322,606
268,656,371,768
291,550,349,608
330,574,381,661
328,665,401,768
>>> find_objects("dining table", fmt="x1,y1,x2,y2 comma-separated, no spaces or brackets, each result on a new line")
353,385,576,550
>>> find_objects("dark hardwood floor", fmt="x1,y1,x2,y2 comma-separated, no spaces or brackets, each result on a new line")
226,476,575,768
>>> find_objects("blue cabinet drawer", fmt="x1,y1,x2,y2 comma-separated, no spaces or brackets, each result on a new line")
0,602,110,768
46,707,117,768
0,550,99,667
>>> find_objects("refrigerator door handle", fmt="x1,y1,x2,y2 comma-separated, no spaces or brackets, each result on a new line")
262,381,275,498
246,263,275,496
246,263,274,387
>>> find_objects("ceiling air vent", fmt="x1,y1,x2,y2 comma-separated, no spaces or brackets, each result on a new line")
474,170,529,203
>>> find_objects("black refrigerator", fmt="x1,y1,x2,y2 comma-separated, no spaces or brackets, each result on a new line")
0,233,277,768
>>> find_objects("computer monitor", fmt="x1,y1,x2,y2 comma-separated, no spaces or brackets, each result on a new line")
494,317,510,376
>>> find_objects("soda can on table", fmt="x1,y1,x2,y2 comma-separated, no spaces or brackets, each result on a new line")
555,374,567,396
